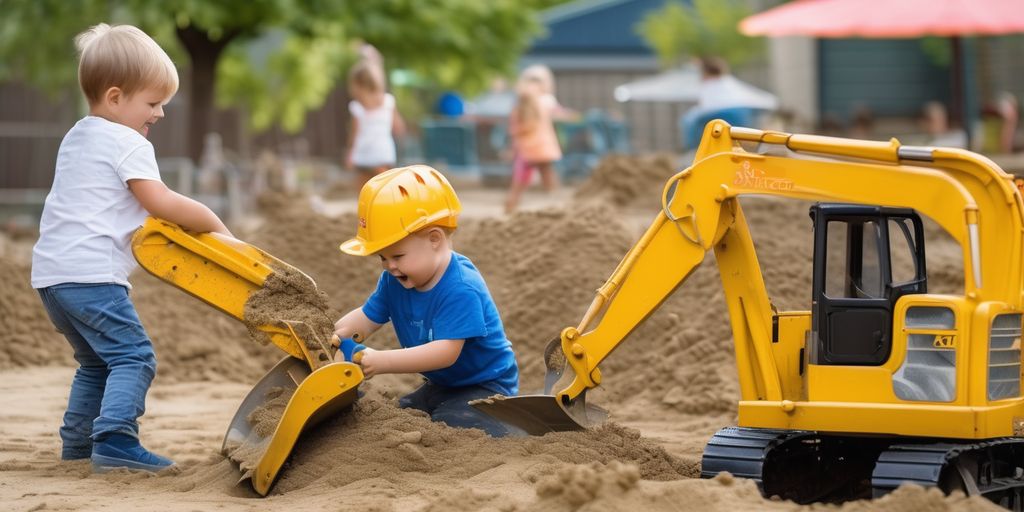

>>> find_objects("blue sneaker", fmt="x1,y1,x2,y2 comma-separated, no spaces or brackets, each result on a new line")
91,434,175,473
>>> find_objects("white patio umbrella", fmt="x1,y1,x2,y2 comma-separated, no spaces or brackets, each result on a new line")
613,65,778,112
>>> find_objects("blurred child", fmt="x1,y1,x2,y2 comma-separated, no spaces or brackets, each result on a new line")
32,24,232,472
332,165,519,437
995,92,1019,153
345,59,405,190
921,101,966,148
504,69,564,214
521,64,577,120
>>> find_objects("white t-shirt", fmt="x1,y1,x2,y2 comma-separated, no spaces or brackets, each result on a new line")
349,93,397,167
31,116,163,289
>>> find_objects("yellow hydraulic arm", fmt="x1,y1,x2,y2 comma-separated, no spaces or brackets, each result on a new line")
552,120,1023,410
132,218,363,495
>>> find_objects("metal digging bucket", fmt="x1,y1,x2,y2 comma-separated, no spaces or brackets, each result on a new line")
132,218,364,495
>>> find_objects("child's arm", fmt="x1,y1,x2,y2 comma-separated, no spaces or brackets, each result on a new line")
345,116,359,169
392,109,407,138
333,307,383,345
129,179,232,236
358,339,464,378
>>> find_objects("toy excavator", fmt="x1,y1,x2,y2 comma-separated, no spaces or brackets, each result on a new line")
131,219,363,496
473,120,1024,508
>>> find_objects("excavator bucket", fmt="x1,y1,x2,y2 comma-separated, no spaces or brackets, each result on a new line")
131,218,363,495
222,355,362,495
471,337,608,434
470,394,608,435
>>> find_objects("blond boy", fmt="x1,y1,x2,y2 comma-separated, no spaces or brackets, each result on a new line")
332,166,519,437
32,24,230,472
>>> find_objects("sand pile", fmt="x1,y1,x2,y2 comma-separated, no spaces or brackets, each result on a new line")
0,258,74,368
207,388,698,497
130,271,282,383
456,206,636,392
574,153,680,207
519,464,1002,512
0,245,282,382
243,267,338,356
244,203,381,318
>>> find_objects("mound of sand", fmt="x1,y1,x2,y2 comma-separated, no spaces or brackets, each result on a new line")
574,153,680,207
522,464,1002,512
0,259,74,368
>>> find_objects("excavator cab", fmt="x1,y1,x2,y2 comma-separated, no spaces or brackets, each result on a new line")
810,205,927,366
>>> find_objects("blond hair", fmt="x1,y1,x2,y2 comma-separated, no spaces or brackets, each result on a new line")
513,74,544,130
75,24,178,106
519,64,555,95
347,59,386,96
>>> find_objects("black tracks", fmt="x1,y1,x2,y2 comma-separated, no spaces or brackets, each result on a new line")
701,426,1024,509
873,439,1024,510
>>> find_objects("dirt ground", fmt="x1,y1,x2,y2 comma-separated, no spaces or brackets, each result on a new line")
0,156,993,511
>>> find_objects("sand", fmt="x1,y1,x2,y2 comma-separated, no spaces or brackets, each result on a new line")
0,153,982,511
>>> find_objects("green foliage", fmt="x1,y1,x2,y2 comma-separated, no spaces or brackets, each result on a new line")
636,0,762,69
220,23,354,132
0,0,542,133
0,0,110,96
340,0,539,93
920,37,952,68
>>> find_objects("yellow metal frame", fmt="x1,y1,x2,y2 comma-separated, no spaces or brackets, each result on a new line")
249,359,363,495
556,120,1024,440
132,217,309,360
132,218,364,495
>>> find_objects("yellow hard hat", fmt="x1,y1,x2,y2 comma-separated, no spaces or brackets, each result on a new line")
340,165,462,256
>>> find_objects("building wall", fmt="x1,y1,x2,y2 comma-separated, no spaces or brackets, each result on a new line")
768,37,818,129
547,68,689,153
818,39,951,123
977,35,1024,106
0,84,78,189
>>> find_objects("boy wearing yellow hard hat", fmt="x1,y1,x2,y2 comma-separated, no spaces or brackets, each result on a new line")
333,165,519,436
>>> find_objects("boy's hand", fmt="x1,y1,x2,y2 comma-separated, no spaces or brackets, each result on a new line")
332,337,366,363
356,348,383,378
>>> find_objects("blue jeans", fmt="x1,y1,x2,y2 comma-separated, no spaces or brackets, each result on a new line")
37,283,157,459
398,380,520,437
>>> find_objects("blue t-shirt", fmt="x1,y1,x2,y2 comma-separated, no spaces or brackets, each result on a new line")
361,252,518,395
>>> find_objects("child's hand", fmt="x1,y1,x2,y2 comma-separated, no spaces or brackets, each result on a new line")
331,336,366,363
356,348,383,378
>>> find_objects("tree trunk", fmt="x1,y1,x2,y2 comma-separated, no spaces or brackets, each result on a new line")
175,25,237,162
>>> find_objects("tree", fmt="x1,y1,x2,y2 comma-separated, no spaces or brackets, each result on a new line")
0,0,542,160
636,0,762,70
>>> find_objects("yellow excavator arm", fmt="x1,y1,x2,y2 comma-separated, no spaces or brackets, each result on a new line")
472,121,1024,505
556,120,1023,405
132,219,363,496
473,120,1024,439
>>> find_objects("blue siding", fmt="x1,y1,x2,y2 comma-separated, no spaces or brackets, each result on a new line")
530,0,683,55
819,39,951,120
